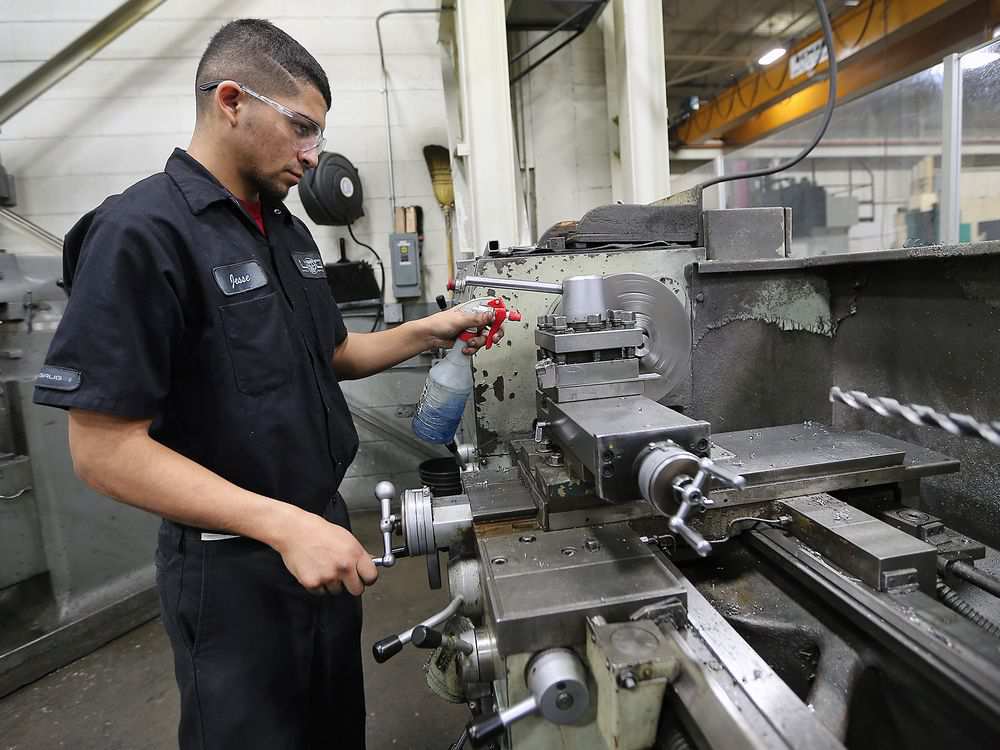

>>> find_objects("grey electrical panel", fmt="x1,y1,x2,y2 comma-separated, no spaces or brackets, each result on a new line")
389,232,422,299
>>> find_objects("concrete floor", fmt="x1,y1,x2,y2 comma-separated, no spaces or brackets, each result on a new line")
0,510,469,750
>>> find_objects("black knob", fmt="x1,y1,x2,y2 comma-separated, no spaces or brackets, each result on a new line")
467,714,506,746
411,625,444,649
372,635,403,663
436,294,448,311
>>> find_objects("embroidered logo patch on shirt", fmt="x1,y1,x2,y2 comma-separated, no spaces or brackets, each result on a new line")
35,365,82,391
291,251,327,279
212,260,269,296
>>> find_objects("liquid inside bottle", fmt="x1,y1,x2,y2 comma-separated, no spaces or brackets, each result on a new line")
412,341,472,444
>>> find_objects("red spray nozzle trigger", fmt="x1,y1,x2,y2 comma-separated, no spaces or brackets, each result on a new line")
458,298,519,349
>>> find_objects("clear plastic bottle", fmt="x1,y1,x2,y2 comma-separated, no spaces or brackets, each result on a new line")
412,298,519,445
411,339,473,444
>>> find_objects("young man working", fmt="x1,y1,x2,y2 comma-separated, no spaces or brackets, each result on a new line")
33,18,494,749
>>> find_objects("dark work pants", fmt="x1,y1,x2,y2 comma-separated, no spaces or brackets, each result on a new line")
155,497,365,750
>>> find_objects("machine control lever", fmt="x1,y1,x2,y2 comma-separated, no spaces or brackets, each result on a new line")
534,421,550,443
372,595,465,663
371,481,400,568
637,444,746,558
466,648,590,746
411,625,474,655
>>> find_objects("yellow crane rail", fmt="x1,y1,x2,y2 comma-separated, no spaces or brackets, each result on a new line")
672,0,999,147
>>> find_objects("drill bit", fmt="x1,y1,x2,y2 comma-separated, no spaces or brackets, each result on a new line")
829,387,1000,449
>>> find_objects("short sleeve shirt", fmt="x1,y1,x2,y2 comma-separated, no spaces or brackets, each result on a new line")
33,148,359,517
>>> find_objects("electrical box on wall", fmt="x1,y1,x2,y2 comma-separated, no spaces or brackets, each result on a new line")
389,232,422,299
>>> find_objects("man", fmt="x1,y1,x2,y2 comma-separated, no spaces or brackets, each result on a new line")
32,19,496,750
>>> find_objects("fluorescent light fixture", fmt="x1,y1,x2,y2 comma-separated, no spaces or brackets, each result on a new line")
961,49,1000,70
758,47,787,66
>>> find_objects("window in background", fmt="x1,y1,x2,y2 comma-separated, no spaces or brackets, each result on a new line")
717,64,945,256
960,38,1000,243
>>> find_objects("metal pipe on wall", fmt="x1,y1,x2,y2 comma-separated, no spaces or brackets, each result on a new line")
0,0,166,126
376,7,451,219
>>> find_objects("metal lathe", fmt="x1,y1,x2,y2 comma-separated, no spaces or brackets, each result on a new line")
368,198,1000,749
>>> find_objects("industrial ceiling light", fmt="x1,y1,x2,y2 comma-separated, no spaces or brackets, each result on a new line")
758,47,787,66
961,49,1000,70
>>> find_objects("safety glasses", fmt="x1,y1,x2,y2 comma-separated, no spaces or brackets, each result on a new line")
198,80,326,154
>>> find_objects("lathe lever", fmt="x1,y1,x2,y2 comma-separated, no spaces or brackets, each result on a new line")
467,696,538,746
671,457,747,557
371,480,400,568
668,498,712,557
637,443,747,558
411,625,474,655
699,457,747,490
372,595,465,663
465,648,589,746
533,420,550,443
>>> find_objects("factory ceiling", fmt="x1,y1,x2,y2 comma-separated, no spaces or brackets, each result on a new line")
662,0,831,105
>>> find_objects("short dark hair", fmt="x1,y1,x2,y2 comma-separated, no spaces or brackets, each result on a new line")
195,19,331,114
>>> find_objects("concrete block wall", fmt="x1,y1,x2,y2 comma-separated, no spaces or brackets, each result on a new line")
0,0,453,304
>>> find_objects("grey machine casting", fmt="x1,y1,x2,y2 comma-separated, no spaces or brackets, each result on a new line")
371,197,1000,749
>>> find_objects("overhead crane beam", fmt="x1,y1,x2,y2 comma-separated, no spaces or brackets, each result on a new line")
671,0,1000,147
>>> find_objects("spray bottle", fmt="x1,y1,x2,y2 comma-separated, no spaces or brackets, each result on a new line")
412,297,521,444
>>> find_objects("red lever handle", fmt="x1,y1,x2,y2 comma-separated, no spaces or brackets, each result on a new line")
458,298,521,349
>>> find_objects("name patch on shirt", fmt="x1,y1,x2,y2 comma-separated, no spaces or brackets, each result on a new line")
36,365,82,391
213,260,269,296
291,251,327,279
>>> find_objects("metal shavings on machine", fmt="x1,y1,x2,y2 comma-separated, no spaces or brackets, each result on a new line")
830,386,1000,448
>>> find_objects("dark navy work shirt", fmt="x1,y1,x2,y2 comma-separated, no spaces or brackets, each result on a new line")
33,148,359,518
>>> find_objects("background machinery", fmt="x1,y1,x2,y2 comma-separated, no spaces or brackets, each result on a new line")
366,194,1000,750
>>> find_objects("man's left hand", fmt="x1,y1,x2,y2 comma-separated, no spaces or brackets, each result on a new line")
422,307,507,354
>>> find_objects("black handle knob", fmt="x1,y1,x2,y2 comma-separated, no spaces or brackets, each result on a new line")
411,625,444,649
372,635,403,663
436,294,448,311
467,714,506,746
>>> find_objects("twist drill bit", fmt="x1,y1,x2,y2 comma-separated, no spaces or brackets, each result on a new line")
829,387,1000,449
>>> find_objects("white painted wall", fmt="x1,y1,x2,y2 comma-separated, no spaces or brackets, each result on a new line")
509,22,613,240
0,0,454,303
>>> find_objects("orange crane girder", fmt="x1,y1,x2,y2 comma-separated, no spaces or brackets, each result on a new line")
671,0,997,147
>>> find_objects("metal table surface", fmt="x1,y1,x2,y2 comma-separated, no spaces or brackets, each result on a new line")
477,524,686,656
709,423,959,505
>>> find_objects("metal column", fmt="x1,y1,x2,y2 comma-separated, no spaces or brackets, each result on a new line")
451,0,522,254
606,0,670,203
940,53,962,245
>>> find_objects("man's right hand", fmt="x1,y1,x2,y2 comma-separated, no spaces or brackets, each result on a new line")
271,508,378,596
